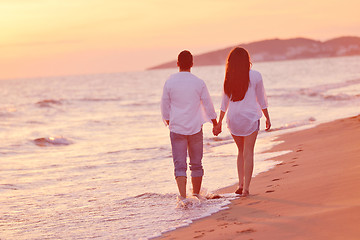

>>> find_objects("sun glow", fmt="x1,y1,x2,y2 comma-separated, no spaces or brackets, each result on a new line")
1,0,359,79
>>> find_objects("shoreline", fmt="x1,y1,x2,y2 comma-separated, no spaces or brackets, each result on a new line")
155,115,360,239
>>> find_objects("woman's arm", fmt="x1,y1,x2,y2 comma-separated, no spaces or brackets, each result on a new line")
262,108,271,131
218,110,226,125
213,92,229,136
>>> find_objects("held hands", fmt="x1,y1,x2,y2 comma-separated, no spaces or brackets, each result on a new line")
213,122,222,136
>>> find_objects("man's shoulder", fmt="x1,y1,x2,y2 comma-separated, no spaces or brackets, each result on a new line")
184,72,205,85
166,72,179,81
164,73,179,86
167,72,205,84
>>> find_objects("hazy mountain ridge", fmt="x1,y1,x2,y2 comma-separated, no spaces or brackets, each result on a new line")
148,36,360,69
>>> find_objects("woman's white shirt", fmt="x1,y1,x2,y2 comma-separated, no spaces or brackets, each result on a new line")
220,69,268,136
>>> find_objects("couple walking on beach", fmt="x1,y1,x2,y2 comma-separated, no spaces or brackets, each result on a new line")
161,48,271,203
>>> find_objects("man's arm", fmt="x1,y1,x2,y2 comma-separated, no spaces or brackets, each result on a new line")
211,118,217,126
200,84,217,121
161,83,171,126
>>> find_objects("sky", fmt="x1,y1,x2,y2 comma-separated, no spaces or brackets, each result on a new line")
1,0,359,80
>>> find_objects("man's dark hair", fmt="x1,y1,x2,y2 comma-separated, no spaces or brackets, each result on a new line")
177,50,193,69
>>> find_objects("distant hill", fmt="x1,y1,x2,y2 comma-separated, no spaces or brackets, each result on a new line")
147,36,360,70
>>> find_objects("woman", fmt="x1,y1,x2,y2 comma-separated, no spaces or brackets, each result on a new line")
213,47,271,197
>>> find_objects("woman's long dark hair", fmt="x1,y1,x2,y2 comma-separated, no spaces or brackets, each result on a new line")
224,47,251,101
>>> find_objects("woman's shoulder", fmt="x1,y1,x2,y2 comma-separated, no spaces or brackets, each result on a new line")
249,69,263,83
250,69,262,77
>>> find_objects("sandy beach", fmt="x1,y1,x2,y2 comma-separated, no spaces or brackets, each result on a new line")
156,115,360,240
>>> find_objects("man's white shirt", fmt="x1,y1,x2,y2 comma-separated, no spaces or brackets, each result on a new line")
161,72,217,135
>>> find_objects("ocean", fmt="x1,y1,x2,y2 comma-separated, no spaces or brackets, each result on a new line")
1,56,360,240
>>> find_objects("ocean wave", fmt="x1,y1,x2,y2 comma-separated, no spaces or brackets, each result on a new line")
26,120,45,125
322,93,360,101
77,97,159,108
106,146,168,156
122,191,229,206
133,192,174,199
208,135,233,142
299,78,360,100
36,99,63,108
33,136,73,147
119,193,176,206
79,97,123,102
267,117,316,132
124,192,235,240
205,136,234,148
0,106,17,117
268,79,360,101
119,101,160,108
0,184,18,190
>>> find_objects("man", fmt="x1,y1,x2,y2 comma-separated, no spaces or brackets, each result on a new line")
161,50,217,202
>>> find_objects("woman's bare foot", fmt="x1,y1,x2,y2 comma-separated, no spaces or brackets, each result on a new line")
242,190,249,197
235,187,243,195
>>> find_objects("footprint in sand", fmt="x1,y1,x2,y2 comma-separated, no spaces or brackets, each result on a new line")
218,223,229,227
272,178,281,181
193,233,205,238
218,223,229,229
234,221,243,225
265,190,275,193
284,170,291,174
247,201,261,206
237,228,256,234
193,230,207,238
